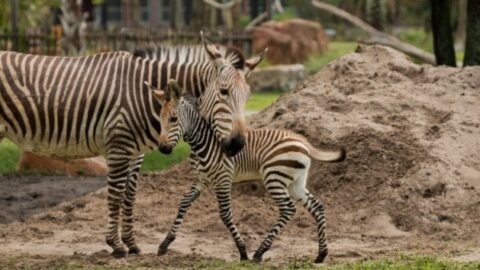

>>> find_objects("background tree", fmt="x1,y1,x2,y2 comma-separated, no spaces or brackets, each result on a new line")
430,0,456,66
463,0,480,66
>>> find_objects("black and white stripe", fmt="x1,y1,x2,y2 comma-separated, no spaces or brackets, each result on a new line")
156,81,346,263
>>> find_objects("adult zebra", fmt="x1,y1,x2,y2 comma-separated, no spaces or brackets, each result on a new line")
0,37,263,257
153,80,345,263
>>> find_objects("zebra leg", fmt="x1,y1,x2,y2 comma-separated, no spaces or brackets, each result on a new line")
253,180,296,263
214,181,249,261
105,148,132,258
158,182,205,256
121,154,144,255
289,181,328,263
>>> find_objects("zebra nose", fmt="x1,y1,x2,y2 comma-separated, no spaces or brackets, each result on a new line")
221,134,245,157
159,144,173,154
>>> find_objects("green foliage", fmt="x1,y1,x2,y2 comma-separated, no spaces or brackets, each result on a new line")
238,14,252,29
397,28,434,53
272,8,298,22
0,0,60,32
305,41,358,74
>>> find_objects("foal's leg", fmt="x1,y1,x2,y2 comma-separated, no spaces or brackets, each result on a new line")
121,154,144,254
214,180,249,260
253,174,296,262
158,181,206,255
288,172,328,263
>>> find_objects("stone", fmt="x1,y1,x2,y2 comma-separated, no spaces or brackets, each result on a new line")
250,18,329,65
247,64,306,92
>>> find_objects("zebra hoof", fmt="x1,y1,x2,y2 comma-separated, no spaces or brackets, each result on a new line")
252,254,263,263
315,250,328,263
157,247,168,256
128,246,141,255
240,253,249,261
111,247,128,258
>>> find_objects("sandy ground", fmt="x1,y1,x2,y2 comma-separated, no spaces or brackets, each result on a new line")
0,45,479,268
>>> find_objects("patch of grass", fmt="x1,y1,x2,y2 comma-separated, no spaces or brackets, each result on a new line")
1,255,479,270
196,256,480,270
247,90,282,112
0,139,21,175
141,140,190,172
305,41,358,74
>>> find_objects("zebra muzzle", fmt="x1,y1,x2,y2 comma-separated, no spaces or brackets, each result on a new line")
159,144,173,154
221,133,245,157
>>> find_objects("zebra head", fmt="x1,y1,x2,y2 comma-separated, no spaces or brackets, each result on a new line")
198,33,265,156
144,80,182,154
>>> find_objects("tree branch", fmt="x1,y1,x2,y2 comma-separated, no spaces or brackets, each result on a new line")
245,12,268,30
311,0,436,65
203,0,241,10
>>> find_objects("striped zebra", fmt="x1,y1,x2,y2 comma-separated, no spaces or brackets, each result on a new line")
0,38,263,257
152,80,346,263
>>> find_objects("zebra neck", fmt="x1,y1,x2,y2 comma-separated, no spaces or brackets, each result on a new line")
181,101,214,148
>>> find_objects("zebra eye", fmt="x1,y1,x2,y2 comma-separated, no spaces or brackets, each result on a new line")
169,116,178,123
220,88,229,96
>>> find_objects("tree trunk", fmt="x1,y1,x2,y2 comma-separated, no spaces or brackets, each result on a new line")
430,0,456,66
464,0,480,66
455,0,467,50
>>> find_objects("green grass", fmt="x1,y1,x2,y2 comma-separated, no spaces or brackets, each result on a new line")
247,90,282,111
140,140,190,172
196,256,480,270
2,255,478,270
305,41,358,74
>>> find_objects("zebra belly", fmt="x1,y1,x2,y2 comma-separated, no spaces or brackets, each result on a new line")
233,171,262,183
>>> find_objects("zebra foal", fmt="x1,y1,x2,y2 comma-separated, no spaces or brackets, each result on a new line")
153,80,346,263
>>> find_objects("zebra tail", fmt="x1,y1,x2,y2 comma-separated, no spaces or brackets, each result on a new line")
304,140,346,162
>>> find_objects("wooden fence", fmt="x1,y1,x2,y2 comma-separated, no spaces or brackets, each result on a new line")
0,29,253,56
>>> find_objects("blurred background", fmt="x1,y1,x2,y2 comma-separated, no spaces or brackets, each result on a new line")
0,0,478,176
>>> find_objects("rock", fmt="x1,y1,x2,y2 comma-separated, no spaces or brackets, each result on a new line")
247,64,306,92
250,18,329,64
17,152,108,177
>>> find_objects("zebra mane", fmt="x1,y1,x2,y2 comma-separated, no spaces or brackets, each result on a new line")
133,44,245,69
181,91,198,109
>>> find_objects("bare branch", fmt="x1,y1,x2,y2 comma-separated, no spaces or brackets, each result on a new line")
274,0,284,13
245,12,268,30
311,0,435,65
203,0,241,10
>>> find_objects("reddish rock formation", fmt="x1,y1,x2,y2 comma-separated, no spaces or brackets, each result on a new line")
250,18,329,64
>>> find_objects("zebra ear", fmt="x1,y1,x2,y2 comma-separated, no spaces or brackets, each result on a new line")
167,79,183,106
201,31,224,68
243,48,268,76
144,81,167,105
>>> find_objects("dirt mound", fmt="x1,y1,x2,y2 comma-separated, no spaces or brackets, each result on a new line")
1,45,479,267
249,44,480,242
